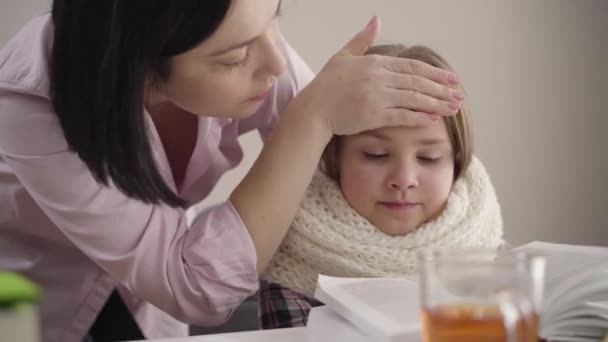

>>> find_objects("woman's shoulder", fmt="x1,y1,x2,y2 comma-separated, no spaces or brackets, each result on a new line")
0,13,53,98
0,15,65,157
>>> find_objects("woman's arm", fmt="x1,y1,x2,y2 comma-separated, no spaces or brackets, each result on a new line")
232,97,331,271
0,90,258,326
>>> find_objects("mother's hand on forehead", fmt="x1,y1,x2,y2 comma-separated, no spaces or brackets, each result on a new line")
294,16,463,136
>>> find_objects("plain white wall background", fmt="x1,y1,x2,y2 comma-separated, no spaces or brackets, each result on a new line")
0,0,50,44
2,0,607,246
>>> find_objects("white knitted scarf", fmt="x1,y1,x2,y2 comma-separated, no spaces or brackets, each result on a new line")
261,157,504,298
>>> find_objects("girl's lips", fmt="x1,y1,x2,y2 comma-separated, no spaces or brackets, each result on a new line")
379,201,419,210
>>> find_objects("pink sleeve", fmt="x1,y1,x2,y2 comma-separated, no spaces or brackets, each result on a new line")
237,39,315,139
0,89,258,325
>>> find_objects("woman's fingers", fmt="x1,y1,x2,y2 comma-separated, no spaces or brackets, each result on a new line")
383,56,458,86
384,72,464,103
385,88,460,117
303,29,468,135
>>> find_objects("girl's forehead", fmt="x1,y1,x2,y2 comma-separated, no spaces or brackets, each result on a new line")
346,123,451,146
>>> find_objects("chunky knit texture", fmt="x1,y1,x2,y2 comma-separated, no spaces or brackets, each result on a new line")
261,157,503,298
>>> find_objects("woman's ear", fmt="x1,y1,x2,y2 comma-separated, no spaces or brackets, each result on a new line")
144,78,170,108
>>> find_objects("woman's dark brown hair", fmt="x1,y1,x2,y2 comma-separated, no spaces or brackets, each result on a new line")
50,0,231,207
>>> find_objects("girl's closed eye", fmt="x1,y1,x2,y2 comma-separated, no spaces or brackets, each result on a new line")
363,151,389,160
417,154,442,163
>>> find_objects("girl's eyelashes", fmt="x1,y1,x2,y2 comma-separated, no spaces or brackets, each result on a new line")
363,152,388,160
417,155,441,164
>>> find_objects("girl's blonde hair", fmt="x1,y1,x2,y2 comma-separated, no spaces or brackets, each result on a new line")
321,44,473,182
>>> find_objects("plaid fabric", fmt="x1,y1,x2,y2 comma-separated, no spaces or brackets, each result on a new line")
258,280,324,329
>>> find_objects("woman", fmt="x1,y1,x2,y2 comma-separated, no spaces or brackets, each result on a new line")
0,0,463,341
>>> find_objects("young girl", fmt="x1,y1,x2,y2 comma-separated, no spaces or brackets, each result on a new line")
259,44,504,329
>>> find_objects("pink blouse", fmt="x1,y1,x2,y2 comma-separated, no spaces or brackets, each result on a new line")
0,14,313,342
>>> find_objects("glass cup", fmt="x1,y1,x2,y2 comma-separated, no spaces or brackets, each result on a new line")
419,249,546,342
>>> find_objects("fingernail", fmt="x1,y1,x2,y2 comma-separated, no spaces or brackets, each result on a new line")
453,90,465,101
448,74,460,86
429,114,440,122
365,16,376,30
448,102,460,112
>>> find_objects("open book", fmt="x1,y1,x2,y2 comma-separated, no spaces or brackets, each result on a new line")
309,276,421,342
524,242,608,341
307,242,608,342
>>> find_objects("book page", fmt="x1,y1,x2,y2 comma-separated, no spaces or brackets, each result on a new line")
588,301,608,316
518,242,608,287
315,275,421,341
518,242,608,340
517,242,608,306
338,278,421,323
